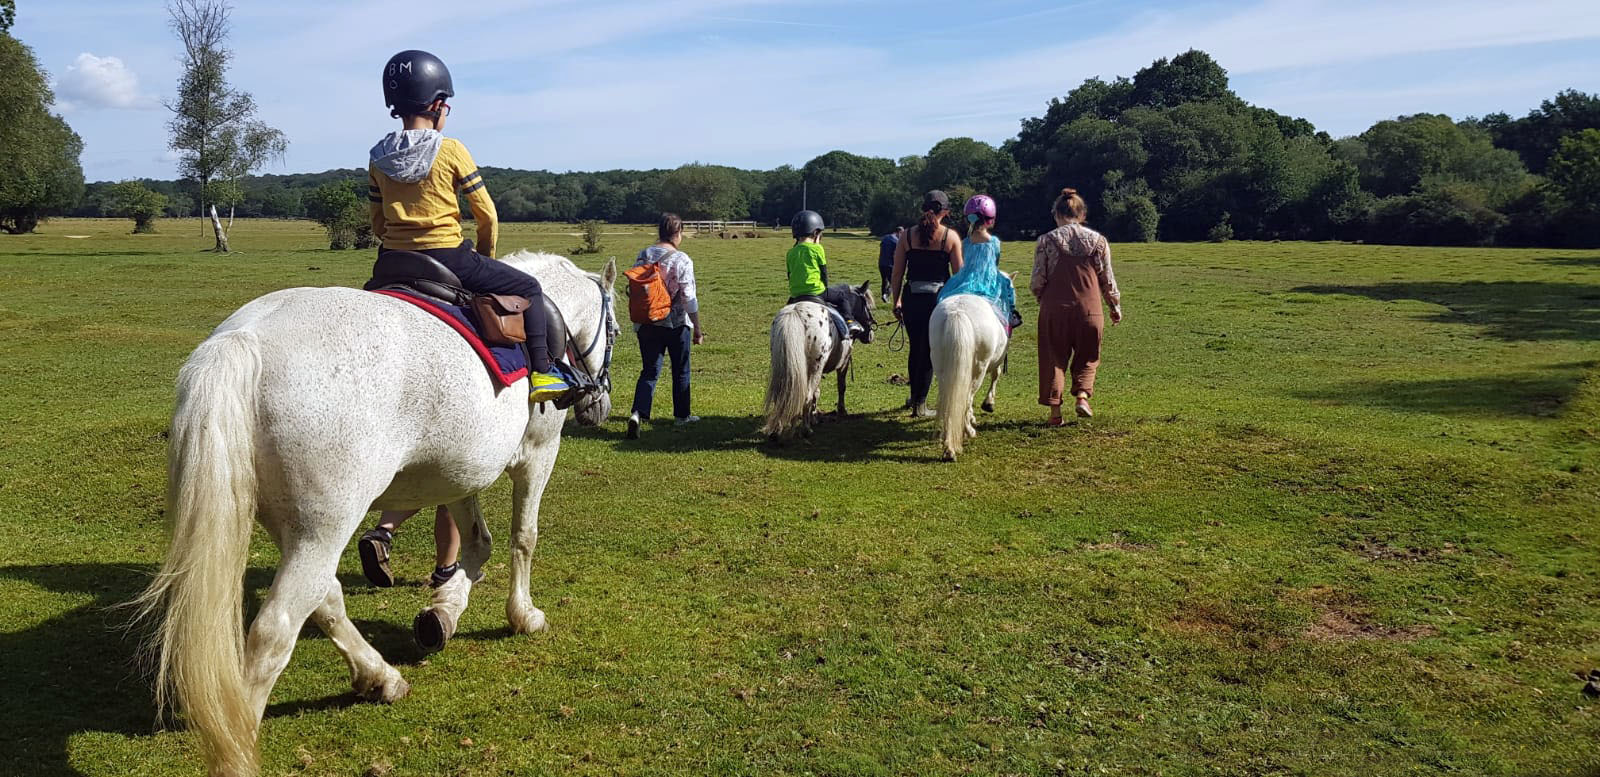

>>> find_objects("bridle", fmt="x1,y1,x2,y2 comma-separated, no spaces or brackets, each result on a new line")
565,275,617,394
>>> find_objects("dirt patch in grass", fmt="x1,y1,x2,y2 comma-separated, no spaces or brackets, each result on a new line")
1081,532,1153,552
1345,539,1447,562
1169,606,1240,638
1082,541,1153,552
1292,587,1438,642
1304,608,1438,642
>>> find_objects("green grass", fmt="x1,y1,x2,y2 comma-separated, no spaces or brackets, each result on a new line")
3,218,1600,776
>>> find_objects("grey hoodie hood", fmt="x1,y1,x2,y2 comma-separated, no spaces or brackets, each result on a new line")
369,129,443,183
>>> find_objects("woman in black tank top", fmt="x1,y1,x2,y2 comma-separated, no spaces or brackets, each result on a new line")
890,190,965,416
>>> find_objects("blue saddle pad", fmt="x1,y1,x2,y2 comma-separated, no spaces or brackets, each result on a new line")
824,306,849,342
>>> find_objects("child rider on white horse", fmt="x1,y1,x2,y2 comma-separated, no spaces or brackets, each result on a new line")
356,50,578,590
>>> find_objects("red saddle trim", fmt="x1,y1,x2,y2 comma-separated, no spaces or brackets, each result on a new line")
373,290,530,388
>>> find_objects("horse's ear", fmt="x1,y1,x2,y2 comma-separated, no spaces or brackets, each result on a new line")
857,280,870,296
602,256,617,288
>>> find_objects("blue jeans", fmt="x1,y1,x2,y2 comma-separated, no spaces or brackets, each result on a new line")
631,324,692,420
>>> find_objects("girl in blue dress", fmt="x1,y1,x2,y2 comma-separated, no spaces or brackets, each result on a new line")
939,194,1017,332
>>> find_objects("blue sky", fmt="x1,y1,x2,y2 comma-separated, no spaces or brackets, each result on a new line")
15,0,1600,182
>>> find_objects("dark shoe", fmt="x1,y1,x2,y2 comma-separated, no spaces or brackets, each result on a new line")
626,412,640,439
358,528,395,588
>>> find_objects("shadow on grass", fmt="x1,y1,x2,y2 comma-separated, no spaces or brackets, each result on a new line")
1295,362,1596,418
1538,255,1600,267
566,408,946,462
0,562,430,776
1291,281,1600,341
0,563,159,776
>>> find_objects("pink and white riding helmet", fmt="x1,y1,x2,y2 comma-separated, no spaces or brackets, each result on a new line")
963,194,997,226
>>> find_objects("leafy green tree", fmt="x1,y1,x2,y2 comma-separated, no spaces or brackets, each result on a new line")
801,151,896,227
1547,129,1600,210
1129,49,1232,109
1478,90,1600,174
1350,114,1528,201
757,165,803,225
919,137,1021,202
166,0,288,251
867,190,919,236
107,181,170,233
657,164,745,220
1101,172,1160,242
1,0,14,32
580,182,626,222
304,180,366,249
0,33,86,234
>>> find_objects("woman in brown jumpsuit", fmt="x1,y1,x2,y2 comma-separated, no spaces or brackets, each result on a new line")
1032,188,1123,425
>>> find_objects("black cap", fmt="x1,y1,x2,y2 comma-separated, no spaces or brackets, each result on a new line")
791,209,825,239
383,50,455,118
922,190,950,211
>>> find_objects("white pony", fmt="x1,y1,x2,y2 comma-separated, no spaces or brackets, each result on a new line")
930,286,1013,461
761,282,875,441
134,251,617,777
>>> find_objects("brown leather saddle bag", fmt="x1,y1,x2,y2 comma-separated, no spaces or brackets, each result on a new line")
472,293,531,346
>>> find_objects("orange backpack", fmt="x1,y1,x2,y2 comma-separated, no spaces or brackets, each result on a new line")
624,253,674,324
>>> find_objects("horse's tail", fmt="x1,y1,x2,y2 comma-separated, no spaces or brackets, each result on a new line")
133,329,262,777
934,302,977,461
762,308,811,439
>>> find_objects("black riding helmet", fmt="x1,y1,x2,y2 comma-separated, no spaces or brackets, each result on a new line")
383,50,454,118
791,210,825,240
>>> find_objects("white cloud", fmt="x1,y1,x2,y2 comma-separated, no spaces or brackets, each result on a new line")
54,53,157,111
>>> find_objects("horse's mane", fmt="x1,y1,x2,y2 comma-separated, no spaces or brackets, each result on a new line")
500,249,611,291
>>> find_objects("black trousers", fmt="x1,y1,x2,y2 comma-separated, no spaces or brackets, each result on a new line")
383,242,550,373
879,262,893,297
902,290,938,405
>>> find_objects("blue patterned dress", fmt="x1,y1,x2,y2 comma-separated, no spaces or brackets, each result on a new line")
938,235,1016,330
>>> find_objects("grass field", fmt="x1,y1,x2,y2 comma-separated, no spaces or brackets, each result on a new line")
3,218,1599,776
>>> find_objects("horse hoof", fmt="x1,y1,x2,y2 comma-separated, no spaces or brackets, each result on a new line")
509,605,548,635
413,609,453,654
357,667,410,703
980,400,995,413
942,450,957,462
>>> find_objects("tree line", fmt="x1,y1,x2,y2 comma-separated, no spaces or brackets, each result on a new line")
5,19,1598,247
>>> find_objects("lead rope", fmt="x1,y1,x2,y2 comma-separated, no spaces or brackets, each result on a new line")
887,321,906,352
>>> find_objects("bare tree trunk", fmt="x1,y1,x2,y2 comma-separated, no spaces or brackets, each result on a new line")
228,204,234,232
210,204,230,253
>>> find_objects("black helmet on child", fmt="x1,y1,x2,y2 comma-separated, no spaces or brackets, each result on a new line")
382,50,454,118
791,210,825,239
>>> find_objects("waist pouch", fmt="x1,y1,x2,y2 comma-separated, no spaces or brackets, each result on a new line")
907,281,945,295
472,293,531,346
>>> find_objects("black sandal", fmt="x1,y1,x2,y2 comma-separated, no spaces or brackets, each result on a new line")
358,527,395,588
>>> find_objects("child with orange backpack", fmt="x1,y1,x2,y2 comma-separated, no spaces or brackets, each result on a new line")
624,212,704,439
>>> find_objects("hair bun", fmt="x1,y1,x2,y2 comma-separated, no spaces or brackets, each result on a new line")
1061,187,1078,197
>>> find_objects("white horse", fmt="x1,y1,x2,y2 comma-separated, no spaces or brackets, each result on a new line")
133,251,617,777
930,289,1012,461
761,282,875,441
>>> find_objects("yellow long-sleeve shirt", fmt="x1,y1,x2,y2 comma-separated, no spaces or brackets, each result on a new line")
368,137,498,257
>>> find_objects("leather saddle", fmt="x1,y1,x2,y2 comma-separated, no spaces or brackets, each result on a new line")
364,251,473,307
364,251,570,363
